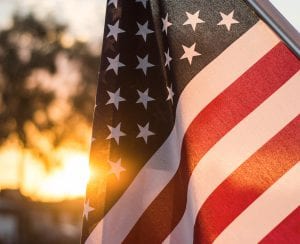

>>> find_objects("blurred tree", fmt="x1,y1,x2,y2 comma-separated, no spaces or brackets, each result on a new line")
0,14,100,174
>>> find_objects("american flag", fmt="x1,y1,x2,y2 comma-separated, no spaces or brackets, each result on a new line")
81,0,300,243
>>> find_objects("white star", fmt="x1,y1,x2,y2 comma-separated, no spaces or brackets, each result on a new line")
107,20,125,41
137,123,155,143
164,49,172,69
217,10,239,31
135,0,148,8
106,123,126,145
183,11,205,31
162,13,172,34
108,0,118,8
108,159,126,180
180,43,201,65
106,54,125,75
83,199,94,221
136,55,154,75
136,89,155,109
106,88,126,110
166,84,175,103
136,21,154,41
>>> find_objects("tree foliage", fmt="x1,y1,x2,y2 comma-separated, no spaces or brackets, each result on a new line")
0,14,100,169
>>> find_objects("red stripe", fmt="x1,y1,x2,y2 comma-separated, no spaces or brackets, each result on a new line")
123,43,300,243
193,116,300,244
259,207,300,244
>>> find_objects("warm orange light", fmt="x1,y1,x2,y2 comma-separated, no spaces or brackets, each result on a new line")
35,149,90,201
0,145,91,202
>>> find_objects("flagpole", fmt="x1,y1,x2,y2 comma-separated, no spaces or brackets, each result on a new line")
246,0,300,58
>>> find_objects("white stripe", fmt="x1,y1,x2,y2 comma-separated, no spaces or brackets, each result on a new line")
214,163,300,244
163,72,300,244
86,21,279,244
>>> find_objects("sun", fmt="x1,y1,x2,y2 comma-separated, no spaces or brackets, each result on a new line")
0,143,92,202
36,149,90,201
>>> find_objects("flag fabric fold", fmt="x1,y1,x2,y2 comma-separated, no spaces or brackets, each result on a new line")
81,0,300,243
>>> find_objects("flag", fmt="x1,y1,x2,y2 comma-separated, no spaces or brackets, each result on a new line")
81,0,300,243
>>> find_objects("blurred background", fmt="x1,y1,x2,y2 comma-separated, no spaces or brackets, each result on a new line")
0,0,298,244
0,0,105,243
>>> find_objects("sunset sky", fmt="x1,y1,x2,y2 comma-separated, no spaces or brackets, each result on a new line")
0,0,106,41
0,0,298,202
0,0,106,202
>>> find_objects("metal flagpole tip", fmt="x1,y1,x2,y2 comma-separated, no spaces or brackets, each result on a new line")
246,0,300,58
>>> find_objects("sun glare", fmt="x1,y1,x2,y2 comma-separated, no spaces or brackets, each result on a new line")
36,150,90,201
0,145,91,202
